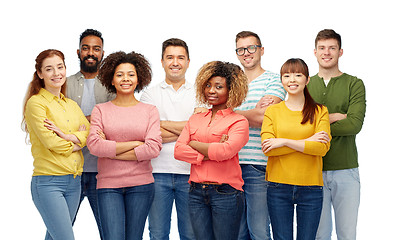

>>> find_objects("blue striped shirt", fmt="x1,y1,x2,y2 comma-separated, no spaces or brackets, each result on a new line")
235,70,286,165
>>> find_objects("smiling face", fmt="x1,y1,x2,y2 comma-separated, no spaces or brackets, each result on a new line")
37,55,66,95
314,38,343,70
235,36,264,70
161,46,190,83
112,63,138,95
204,76,229,110
281,72,309,96
78,35,104,73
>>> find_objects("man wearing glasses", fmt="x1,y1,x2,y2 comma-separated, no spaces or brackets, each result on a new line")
234,31,286,240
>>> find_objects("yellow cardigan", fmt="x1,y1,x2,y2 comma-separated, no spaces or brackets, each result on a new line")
261,101,331,186
25,88,89,177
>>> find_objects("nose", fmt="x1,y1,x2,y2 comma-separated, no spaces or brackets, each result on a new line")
208,85,216,93
88,47,94,55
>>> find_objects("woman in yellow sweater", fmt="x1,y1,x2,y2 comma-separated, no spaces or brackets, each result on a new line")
260,58,331,240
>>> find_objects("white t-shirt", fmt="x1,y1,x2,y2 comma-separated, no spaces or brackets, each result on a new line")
140,81,196,174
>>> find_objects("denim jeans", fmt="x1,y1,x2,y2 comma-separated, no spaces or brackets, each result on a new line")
238,164,272,240
31,175,81,240
189,182,244,240
316,168,360,240
267,182,323,240
98,183,154,240
148,173,195,240
72,172,103,240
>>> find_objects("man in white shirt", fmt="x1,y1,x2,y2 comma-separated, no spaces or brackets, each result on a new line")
140,38,200,240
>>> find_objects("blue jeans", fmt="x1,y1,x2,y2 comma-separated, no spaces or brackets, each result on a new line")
31,175,81,240
72,172,103,240
267,182,323,240
148,173,195,240
238,164,271,240
316,168,360,240
188,182,244,240
98,183,154,240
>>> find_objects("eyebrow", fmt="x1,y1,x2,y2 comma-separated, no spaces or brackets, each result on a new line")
81,44,102,48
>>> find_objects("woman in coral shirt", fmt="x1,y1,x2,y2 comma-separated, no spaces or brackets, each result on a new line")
174,61,249,240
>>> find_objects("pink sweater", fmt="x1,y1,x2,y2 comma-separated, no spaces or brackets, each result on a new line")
87,101,162,189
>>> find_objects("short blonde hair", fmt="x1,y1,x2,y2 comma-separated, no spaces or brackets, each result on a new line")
195,61,248,109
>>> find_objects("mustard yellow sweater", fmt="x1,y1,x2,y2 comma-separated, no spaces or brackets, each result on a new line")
261,101,331,186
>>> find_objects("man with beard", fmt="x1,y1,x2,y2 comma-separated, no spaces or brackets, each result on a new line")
67,29,114,240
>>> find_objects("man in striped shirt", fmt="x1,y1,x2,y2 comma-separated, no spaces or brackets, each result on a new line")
234,31,286,240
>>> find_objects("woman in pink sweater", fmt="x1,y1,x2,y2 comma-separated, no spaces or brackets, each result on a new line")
87,51,162,240
174,61,249,240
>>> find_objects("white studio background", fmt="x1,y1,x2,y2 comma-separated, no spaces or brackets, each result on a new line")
1,0,394,239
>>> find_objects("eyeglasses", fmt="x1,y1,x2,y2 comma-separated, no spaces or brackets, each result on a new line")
235,45,262,56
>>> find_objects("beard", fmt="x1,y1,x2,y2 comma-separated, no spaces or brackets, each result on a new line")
79,54,101,73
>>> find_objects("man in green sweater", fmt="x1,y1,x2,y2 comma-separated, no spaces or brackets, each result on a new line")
307,29,366,240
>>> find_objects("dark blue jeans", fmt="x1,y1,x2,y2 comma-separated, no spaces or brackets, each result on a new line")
267,182,323,240
98,183,154,240
72,172,103,240
188,182,244,240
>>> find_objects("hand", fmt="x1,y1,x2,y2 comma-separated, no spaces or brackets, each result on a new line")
78,124,86,131
97,130,106,140
329,113,347,124
261,138,286,153
256,96,274,109
306,131,330,143
219,134,229,143
44,119,66,139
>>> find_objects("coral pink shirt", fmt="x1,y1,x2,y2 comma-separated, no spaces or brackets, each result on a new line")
174,108,249,191
87,101,162,189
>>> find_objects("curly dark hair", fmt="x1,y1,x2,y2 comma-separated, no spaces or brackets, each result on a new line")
80,29,103,45
98,51,152,93
195,61,248,109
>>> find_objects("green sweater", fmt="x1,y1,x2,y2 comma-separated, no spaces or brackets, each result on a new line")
307,73,366,171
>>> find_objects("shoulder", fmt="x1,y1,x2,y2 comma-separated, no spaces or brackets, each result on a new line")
66,72,82,82
261,70,280,81
342,73,365,86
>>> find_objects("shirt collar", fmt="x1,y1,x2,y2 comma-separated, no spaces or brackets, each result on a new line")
204,107,233,117
160,80,192,90
76,71,98,81
39,88,67,103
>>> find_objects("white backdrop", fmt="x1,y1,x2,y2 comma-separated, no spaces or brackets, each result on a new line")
1,0,394,239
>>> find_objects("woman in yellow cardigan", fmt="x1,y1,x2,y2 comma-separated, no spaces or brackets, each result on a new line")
260,58,331,240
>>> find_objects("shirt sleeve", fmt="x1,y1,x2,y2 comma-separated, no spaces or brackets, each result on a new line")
174,117,205,165
69,101,90,148
207,117,249,161
25,98,74,156
139,89,153,104
330,78,366,136
134,106,162,161
261,107,297,156
86,105,117,158
265,74,287,100
304,106,332,156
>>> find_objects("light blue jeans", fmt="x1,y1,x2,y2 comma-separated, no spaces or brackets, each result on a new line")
148,173,195,240
316,168,360,240
238,164,272,240
31,175,81,240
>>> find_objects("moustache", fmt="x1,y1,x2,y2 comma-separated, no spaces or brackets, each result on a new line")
83,55,99,62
